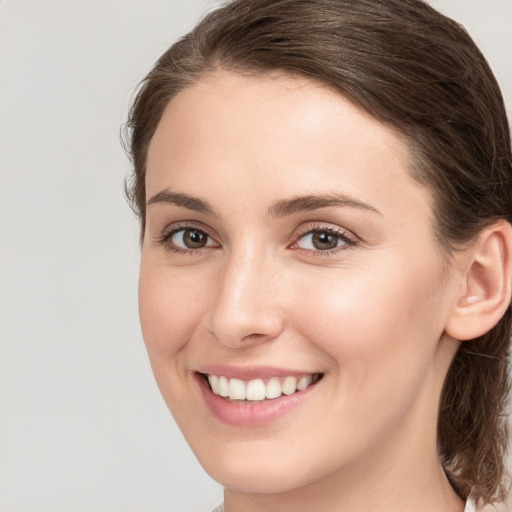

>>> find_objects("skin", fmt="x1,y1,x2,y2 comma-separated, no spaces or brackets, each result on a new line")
139,70,467,512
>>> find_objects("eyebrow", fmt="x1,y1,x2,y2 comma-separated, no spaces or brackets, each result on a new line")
268,193,381,217
146,190,380,217
147,190,219,217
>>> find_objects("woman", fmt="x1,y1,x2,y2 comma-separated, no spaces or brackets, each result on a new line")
124,0,512,510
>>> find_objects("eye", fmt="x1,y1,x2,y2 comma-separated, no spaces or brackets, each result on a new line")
294,228,356,252
168,228,217,250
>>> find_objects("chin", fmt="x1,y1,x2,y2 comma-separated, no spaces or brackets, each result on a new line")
194,441,326,495
206,464,307,495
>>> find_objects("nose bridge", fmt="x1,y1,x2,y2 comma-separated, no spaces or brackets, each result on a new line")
208,241,283,346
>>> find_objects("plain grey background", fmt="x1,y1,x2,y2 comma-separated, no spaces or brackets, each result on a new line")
0,1,511,511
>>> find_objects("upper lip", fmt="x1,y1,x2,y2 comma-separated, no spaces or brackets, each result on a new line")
196,365,321,380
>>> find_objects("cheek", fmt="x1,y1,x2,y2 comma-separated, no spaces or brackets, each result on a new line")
289,257,448,384
138,261,212,424
138,261,205,361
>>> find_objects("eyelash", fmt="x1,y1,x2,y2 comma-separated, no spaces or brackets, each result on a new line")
157,223,218,255
156,222,358,256
290,223,358,257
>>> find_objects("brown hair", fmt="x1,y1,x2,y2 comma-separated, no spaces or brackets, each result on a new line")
124,0,512,504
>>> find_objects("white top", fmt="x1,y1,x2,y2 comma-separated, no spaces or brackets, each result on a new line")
464,499,476,512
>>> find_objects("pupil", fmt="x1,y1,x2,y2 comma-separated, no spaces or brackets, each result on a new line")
312,231,337,250
184,229,206,248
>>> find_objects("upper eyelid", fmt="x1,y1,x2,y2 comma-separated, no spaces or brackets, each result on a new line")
289,223,359,250
156,225,220,254
292,222,356,239
160,221,217,239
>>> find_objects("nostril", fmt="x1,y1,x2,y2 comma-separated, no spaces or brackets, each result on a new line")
241,333,269,343
207,318,284,348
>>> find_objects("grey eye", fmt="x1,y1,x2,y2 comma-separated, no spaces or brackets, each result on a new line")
296,231,346,251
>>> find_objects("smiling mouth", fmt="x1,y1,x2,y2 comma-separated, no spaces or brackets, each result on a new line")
200,373,323,402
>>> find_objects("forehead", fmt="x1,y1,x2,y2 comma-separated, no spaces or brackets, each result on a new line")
146,69,433,226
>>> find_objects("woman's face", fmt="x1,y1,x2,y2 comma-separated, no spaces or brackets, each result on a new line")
139,71,461,495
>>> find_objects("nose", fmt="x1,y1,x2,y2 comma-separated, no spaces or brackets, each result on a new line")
206,248,285,348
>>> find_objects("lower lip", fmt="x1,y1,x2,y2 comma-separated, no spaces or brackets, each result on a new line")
196,374,319,427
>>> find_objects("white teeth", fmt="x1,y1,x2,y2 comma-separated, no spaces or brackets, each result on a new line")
297,375,312,391
265,377,282,399
246,379,266,401
209,375,220,394
281,376,297,395
229,378,246,400
219,376,229,397
207,373,319,401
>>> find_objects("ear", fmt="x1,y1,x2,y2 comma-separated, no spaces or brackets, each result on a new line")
445,220,512,341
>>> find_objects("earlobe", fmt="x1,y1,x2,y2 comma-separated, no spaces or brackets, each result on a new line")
445,220,512,341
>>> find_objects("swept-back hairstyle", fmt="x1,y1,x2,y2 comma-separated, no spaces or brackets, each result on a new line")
125,0,512,504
